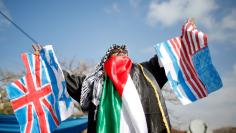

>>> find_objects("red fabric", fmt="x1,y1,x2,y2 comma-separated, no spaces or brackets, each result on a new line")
178,19,207,97
104,56,133,97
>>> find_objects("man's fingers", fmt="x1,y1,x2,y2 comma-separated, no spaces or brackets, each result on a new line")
190,18,197,29
32,44,43,55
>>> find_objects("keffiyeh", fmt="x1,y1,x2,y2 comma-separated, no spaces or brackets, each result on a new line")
80,44,128,110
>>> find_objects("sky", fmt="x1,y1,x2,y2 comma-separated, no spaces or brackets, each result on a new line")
0,0,236,130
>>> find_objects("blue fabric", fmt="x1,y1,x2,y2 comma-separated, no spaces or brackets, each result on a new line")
192,47,223,93
0,115,88,133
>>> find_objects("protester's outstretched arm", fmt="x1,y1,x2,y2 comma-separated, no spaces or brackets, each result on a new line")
63,70,86,103
140,55,168,89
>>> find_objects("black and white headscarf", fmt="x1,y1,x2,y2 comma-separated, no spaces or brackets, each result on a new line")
80,44,127,110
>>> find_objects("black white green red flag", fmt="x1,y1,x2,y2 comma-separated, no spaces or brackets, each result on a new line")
96,56,148,133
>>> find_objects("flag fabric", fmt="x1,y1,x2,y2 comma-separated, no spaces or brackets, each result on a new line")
154,19,222,105
96,56,148,133
6,45,74,133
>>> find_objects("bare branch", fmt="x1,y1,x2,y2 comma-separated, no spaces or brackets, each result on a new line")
60,59,95,76
161,82,181,104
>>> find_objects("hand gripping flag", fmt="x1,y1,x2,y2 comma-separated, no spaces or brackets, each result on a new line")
6,45,74,133
154,19,223,105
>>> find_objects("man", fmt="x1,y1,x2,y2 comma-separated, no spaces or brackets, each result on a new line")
63,44,171,133
31,18,222,133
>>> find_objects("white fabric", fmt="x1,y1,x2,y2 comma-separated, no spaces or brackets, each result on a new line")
120,75,148,133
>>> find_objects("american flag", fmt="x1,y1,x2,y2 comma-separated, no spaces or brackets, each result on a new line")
6,45,74,133
155,19,222,104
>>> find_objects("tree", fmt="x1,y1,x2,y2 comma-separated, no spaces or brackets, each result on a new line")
0,68,23,114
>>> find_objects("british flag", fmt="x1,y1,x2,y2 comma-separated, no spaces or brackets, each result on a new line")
155,19,222,104
6,45,73,133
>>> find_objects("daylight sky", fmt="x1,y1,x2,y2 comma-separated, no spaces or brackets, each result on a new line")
0,0,235,130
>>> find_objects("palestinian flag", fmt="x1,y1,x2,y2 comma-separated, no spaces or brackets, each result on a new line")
96,56,148,133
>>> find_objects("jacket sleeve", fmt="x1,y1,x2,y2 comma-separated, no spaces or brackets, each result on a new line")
140,55,167,89
63,70,86,103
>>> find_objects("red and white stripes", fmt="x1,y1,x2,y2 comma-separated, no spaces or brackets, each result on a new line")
182,19,208,55
171,19,209,99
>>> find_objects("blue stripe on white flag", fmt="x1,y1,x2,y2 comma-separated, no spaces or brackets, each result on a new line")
40,48,61,122
40,45,74,121
155,41,197,103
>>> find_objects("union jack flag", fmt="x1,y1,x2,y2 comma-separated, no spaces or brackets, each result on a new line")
6,45,74,133
154,19,222,104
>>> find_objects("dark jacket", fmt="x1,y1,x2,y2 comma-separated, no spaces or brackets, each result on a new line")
63,55,170,133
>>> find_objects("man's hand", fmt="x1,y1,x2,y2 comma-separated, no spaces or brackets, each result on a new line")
32,44,42,55
190,18,197,29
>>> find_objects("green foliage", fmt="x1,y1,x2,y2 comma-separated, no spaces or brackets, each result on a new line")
0,89,14,114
